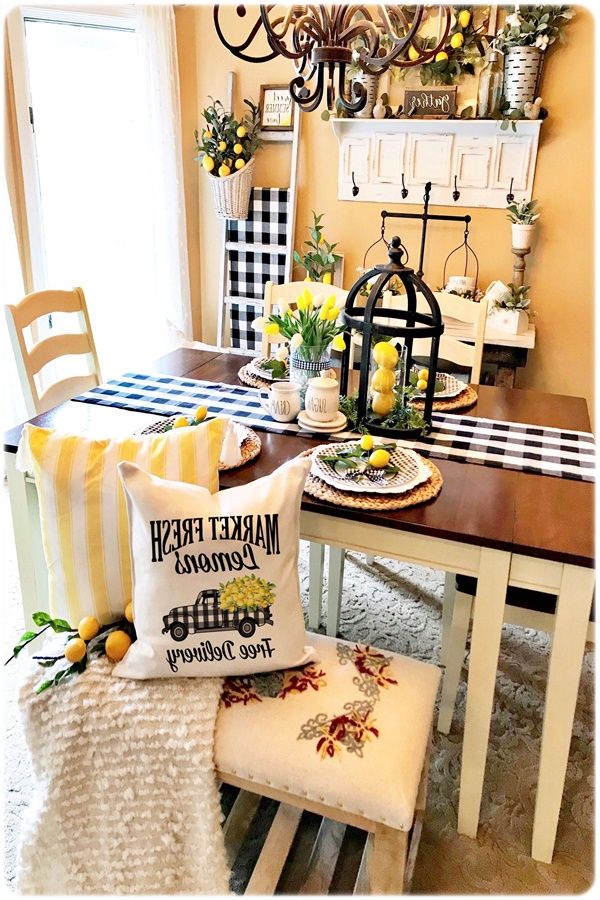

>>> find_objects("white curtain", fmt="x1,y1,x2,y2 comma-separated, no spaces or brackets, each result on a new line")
0,173,27,434
135,5,192,340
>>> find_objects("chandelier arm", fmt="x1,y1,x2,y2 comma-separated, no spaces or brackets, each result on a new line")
213,5,279,63
259,6,314,61
365,7,452,73
336,64,368,114
356,6,426,74
289,66,325,113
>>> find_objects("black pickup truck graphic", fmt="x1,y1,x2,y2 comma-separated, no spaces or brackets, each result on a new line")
162,588,273,641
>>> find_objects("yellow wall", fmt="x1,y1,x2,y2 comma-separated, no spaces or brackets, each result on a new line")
176,6,595,415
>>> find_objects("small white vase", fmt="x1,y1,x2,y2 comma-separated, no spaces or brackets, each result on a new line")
511,222,536,251
487,308,529,335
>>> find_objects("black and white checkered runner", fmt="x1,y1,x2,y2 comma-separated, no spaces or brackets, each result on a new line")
73,373,595,483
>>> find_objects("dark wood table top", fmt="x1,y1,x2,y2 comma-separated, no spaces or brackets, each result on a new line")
4,349,594,569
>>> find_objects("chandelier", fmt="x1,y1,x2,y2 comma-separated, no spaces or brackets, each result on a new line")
213,5,453,114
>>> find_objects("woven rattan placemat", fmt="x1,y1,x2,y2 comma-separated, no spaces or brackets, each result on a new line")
411,383,478,413
299,447,442,510
237,364,271,390
139,418,261,471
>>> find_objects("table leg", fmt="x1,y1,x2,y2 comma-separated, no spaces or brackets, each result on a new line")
327,547,345,637
458,547,511,837
5,451,48,624
531,564,595,863
308,542,325,631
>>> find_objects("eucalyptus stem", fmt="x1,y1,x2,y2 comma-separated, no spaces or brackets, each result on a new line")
4,624,52,666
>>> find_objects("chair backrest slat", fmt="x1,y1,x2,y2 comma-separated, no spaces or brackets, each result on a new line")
5,287,102,416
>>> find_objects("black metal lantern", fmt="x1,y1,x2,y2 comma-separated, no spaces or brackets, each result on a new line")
339,236,444,438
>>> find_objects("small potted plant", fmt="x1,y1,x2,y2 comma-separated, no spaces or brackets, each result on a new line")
194,97,262,220
507,198,540,250
293,212,342,284
487,282,531,335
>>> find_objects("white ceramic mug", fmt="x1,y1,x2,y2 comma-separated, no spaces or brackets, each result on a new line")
304,376,340,423
259,382,301,423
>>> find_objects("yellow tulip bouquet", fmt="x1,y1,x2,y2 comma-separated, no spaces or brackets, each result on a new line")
194,97,262,178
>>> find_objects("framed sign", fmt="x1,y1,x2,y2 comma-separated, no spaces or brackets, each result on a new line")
404,86,457,119
259,84,295,131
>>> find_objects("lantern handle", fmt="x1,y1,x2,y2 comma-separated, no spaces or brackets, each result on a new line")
361,213,392,271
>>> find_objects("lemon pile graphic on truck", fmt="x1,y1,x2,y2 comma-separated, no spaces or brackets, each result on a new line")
218,574,276,612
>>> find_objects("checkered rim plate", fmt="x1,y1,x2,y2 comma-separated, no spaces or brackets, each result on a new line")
413,370,465,400
311,440,432,495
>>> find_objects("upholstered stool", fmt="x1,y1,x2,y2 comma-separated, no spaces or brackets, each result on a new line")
215,632,440,894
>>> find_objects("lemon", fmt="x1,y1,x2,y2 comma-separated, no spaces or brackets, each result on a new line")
408,45,420,61
195,405,208,422
417,379,428,391
360,434,374,451
218,164,231,177
233,143,243,155
173,415,189,428
235,158,246,170
78,616,100,642
371,391,396,417
65,637,87,663
450,32,464,49
218,140,227,152
203,130,212,140
202,156,215,173
435,51,449,62
236,125,247,138
322,271,333,285
372,341,399,370
304,275,313,282
458,9,471,28
418,368,429,380
105,630,132,662
371,367,396,393
369,448,391,469
124,602,134,623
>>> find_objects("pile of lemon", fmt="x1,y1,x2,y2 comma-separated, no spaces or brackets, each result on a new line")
64,603,134,665
172,405,208,429
218,574,276,613
202,124,249,178
370,341,399,418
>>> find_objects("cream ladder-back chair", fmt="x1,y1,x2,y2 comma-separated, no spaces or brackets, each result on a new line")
5,287,101,417
260,280,348,357
308,291,488,637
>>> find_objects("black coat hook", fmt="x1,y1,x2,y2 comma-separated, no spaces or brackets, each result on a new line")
506,177,515,204
401,173,408,199
452,175,460,202
351,171,359,197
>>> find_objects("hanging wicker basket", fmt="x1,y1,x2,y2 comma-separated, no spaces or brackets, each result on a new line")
207,156,256,220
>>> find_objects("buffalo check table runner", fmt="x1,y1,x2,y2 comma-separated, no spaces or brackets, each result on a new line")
73,373,595,483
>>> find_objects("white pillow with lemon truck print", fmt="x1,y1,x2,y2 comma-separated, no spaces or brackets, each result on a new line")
114,456,315,678
16,417,226,627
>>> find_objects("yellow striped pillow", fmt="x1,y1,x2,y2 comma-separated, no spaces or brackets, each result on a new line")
18,419,225,625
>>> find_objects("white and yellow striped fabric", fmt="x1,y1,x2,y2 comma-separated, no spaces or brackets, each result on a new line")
17,419,225,625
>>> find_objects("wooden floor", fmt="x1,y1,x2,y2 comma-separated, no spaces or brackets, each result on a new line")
221,784,371,894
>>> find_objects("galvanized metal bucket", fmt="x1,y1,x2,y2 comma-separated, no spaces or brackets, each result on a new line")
503,46,542,111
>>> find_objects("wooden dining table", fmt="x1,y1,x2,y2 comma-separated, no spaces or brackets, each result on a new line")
3,347,594,865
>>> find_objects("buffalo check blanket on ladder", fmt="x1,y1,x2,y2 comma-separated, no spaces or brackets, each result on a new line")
73,372,596,483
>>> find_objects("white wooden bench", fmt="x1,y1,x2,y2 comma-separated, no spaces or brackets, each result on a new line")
215,632,440,894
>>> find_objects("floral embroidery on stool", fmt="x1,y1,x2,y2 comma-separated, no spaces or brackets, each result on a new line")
337,642,398,699
221,663,327,708
298,701,379,759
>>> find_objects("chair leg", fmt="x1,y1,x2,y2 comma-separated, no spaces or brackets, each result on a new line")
437,590,473,735
327,546,345,637
308,542,325,631
439,571,457,667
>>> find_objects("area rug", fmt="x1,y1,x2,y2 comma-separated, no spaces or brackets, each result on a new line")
2,490,594,893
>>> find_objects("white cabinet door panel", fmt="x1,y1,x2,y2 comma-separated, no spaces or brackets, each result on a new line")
340,138,370,185
492,136,533,190
453,138,493,188
371,135,406,184
407,134,454,186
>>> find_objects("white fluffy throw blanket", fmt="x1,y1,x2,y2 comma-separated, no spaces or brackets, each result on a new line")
16,654,230,894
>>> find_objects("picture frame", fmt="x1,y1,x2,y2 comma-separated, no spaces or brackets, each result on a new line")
259,84,295,131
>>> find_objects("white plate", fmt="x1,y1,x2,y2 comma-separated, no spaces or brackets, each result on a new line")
311,440,431,495
297,410,347,432
413,370,465,400
249,357,289,381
